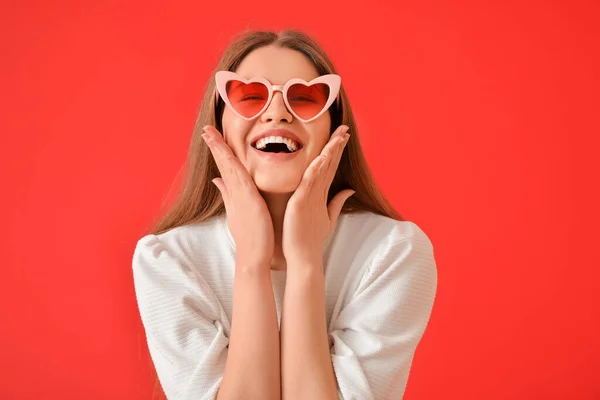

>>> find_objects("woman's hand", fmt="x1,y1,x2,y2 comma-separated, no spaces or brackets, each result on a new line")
282,125,355,269
202,125,275,273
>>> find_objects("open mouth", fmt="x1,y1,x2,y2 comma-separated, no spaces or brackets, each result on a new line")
252,141,303,154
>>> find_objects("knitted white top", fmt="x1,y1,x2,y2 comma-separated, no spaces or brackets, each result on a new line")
132,210,438,399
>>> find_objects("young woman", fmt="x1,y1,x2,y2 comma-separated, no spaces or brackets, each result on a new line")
132,29,438,400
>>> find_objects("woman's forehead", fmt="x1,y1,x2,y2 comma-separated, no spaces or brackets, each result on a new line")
235,46,320,84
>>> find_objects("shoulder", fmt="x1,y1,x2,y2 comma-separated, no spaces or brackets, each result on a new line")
131,215,229,319
137,214,225,250
341,211,435,256
132,214,228,277
341,211,437,288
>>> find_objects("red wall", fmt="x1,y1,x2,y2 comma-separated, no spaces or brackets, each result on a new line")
2,0,598,398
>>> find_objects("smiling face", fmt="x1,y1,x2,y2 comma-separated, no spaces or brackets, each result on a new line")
220,45,332,194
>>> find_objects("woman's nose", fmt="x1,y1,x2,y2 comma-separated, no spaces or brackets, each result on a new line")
261,91,293,122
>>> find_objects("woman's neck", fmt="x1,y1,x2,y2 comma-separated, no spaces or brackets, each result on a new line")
260,191,293,271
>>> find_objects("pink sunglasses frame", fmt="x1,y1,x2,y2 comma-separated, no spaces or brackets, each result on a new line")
214,70,342,123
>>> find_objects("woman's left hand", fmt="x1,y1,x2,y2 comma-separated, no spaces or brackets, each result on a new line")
282,125,356,270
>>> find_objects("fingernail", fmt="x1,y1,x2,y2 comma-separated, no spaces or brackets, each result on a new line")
341,126,350,134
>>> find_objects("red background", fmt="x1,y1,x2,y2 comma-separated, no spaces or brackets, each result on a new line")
2,0,598,399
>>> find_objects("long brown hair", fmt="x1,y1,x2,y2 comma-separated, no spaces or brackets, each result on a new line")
144,28,404,399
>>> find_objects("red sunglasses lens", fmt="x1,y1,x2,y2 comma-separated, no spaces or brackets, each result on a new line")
287,83,330,120
226,80,269,118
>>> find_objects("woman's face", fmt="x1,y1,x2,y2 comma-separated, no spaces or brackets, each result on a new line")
220,45,332,194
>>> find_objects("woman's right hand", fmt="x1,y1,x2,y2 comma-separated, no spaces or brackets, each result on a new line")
202,125,274,273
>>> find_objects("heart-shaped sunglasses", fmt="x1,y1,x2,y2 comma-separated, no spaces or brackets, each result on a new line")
214,71,341,123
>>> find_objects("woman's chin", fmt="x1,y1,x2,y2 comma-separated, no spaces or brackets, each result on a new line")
253,174,301,194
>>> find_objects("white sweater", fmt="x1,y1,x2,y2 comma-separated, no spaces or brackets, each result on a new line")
132,210,438,400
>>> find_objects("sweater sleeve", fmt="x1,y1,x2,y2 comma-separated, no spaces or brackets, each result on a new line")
132,234,230,400
329,223,438,400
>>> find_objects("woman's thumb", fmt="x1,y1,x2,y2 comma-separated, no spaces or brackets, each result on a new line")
211,178,227,201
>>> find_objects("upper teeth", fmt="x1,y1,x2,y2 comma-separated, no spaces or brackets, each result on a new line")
254,136,300,152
